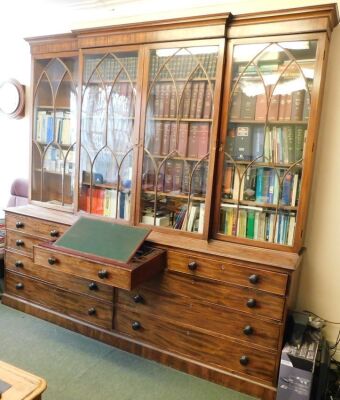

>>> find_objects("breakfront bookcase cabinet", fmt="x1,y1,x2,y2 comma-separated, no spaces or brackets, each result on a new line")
3,5,338,399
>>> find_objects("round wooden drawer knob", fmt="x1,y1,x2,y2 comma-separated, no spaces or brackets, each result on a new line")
246,298,257,308
88,307,96,316
16,239,24,247
188,261,197,271
239,355,249,366
15,283,24,290
132,321,141,331
98,270,108,279
248,274,259,284
48,257,57,265
243,325,254,335
50,229,59,238
15,221,24,229
15,260,23,268
133,294,144,304
88,282,98,291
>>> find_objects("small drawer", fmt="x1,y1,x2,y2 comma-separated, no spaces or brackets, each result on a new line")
167,250,288,296
5,271,113,330
144,272,285,321
6,231,46,256
115,305,277,384
5,250,113,303
6,212,68,240
34,244,165,291
117,288,281,350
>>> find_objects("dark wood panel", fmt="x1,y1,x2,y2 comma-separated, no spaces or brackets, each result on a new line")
117,287,281,350
6,212,68,240
167,250,288,295
115,305,277,384
1,295,277,399
5,271,113,330
6,231,46,257
33,244,166,291
144,272,285,321
5,250,113,303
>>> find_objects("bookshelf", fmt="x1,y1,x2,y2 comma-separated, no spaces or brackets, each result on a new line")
214,38,320,251
31,56,78,208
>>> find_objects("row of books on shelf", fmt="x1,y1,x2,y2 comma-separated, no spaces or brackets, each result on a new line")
147,121,210,159
149,52,217,80
150,80,213,119
230,86,310,122
219,204,296,245
83,55,138,82
142,160,207,196
142,202,205,233
36,110,75,145
226,125,306,163
223,166,300,206
79,186,130,220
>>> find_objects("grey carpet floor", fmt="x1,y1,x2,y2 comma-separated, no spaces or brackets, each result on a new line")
0,302,255,400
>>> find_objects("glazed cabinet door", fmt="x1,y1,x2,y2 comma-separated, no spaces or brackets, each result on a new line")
31,54,78,210
78,47,143,222
214,34,327,251
137,39,224,237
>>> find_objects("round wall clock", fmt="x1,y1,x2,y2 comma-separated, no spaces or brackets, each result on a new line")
0,79,25,119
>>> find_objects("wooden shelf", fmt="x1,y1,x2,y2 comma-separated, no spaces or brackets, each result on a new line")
229,119,308,125
34,141,74,149
142,190,205,201
37,105,72,111
151,155,209,162
221,198,298,211
224,160,302,168
81,182,131,192
148,117,212,122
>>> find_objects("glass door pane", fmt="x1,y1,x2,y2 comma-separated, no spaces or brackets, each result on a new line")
79,50,139,221
140,44,220,233
32,56,78,208
218,39,317,246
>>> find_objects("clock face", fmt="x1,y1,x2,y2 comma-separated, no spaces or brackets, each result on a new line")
0,79,25,118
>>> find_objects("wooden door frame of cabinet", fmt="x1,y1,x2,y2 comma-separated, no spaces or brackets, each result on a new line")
133,38,225,239
212,32,329,253
29,51,80,213
77,44,145,224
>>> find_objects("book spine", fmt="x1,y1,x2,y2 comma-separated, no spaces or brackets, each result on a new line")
268,93,280,121
254,93,267,121
177,122,189,157
172,161,183,192
189,82,199,118
294,126,305,161
290,90,305,121
161,122,171,156
153,122,163,156
187,124,199,158
163,160,174,192
202,85,213,119
197,123,210,158
195,82,206,118
229,86,242,120
240,94,256,120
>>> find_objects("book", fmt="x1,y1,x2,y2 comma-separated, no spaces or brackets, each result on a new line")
182,161,192,194
177,122,189,157
172,161,183,192
202,85,213,119
142,214,170,227
291,90,305,121
161,122,171,156
226,127,236,159
197,123,210,158
234,125,252,161
197,202,205,233
243,168,256,201
163,160,174,192
223,166,233,198
278,95,286,121
268,92,280,120
284,93,293,121
240,93,256,120
153,122,163,155
188,124,199,158
281,173,293,205
294,126,305,161
254,92,267,121
246,210,255,239
229,86,242,119
169,122,177,153
195,81,206,118
189,82,200,118
252,126,264,161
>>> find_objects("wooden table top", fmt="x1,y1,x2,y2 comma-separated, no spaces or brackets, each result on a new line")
0,361,46,400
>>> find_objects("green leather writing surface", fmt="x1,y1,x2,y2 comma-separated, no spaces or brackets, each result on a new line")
54,217,150,263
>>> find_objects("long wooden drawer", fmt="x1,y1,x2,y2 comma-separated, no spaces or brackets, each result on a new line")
144,272,285,321
5,250,113,303
5,271,113,330
6,212,68,240
115,305,277,384
167,250,288,296
33,244,166,291
6,230,46,256
6,212,69,240
117,288,281,350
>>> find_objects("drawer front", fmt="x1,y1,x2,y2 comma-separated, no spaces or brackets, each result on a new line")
115,305,277,384
5,271,113,330
6,212,68,240
34,246,131,289
6,231,46,256
144,272,285,321
5,250,113,303
167,250,288,296
117,288,280,350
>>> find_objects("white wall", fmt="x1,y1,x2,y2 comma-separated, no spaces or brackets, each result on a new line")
0,0,339,357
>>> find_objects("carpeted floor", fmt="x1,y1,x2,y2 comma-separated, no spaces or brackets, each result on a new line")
0,299,255,400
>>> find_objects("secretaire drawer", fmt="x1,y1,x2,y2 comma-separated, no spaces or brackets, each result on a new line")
6,212,68,240
117,288,281,350
33,244,166,291
6,231,46,256
115,305,277,384
5,271,113,330
5,249,113,303
144,272,285,321
167,250,288,296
